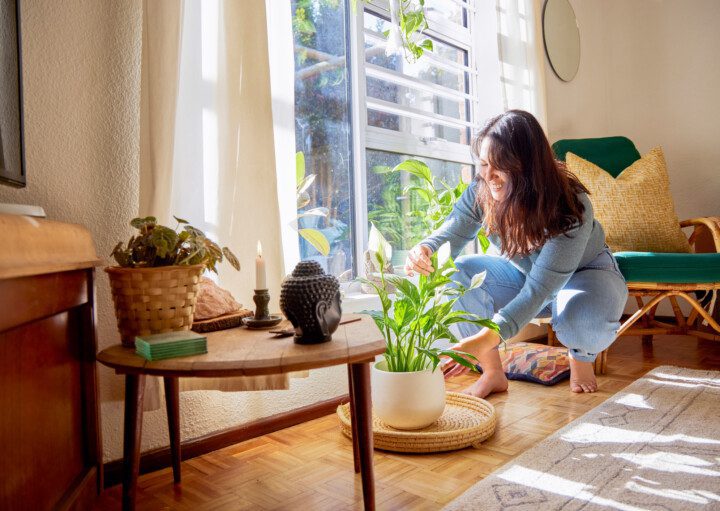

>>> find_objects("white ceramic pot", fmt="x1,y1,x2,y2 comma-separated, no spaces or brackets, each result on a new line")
371,359,446,430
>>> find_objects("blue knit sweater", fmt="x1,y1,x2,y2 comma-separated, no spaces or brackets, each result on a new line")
420,183,607,340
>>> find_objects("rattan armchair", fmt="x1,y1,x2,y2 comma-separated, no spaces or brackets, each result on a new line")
548,137,720,374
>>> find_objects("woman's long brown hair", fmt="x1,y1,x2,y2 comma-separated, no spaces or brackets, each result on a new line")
473,110,589,258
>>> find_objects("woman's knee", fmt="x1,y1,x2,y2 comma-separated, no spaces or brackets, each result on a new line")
553,285,626,352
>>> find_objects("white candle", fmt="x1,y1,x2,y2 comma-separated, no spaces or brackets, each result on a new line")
255,241,266,290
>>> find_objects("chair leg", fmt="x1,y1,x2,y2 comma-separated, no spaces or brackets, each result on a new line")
635,295,654,345
547,324,558,346
593,350,608,375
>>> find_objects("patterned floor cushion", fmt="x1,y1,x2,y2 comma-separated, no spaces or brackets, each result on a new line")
474,342,571,385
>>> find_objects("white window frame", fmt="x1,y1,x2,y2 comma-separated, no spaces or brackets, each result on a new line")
350,0,496,277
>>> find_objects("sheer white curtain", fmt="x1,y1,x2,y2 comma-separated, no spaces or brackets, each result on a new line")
138,0,183,223
496,0,548,130
138,0,301,407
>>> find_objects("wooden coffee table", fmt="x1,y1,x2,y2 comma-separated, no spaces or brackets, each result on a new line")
97,314,385,511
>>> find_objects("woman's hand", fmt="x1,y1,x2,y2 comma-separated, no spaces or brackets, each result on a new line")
404,244,434,276
442,328,502,378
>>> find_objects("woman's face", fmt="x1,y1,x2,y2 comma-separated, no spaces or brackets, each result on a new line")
478,138,509,202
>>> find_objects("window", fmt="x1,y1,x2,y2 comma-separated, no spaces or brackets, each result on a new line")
291,0,487,278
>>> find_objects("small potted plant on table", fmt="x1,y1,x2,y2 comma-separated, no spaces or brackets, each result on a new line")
107,216,239,346
361,246,497,430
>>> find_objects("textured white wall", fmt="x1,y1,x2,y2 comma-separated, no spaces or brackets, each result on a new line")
0,0,349,463
545,0,720,316
545,0,720,221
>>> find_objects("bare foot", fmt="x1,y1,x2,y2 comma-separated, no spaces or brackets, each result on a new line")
569,357,598,393
461,370,509,398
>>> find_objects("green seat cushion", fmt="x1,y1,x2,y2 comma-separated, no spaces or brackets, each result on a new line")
552,137,641,178
614,252,720,284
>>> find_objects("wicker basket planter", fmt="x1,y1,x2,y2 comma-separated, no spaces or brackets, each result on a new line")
106,264,204,346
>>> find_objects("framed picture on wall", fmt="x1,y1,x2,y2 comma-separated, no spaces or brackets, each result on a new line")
0,0,26,188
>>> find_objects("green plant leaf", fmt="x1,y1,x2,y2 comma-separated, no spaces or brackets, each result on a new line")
148,226,179,260
393,159,433,184
404,185,432,203
437,349,480,370
295,151,306,184
416,347,441,372
393,298,411,326
222,247,240,271
173,216,189,225
184,225,206,238
130,216,156,229
299,228,330,256
297,173,316,195
478,229,490,254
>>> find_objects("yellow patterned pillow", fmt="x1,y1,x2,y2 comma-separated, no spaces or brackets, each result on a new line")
567,147,690,253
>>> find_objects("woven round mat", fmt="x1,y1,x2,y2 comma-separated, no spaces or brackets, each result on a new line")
336,392,496,453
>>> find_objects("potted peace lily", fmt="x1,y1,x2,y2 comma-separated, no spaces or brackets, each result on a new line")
360,239,497,430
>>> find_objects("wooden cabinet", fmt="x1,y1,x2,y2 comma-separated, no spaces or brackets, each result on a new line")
0,214,102,510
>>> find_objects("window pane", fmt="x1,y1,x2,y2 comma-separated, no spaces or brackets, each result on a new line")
366,149,472,265
366,106,466,144
366,76,468,121
364,12,467,68
426,0,468,27
363,10,471,145
292,0,354,279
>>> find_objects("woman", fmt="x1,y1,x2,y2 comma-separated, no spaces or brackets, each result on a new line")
405,110,627,396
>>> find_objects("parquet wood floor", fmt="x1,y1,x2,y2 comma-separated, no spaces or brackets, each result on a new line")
96,335,720,510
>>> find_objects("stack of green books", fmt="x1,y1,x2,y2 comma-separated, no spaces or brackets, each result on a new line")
135,331,208,361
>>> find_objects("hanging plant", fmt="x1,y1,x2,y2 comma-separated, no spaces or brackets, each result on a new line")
353,0,433,62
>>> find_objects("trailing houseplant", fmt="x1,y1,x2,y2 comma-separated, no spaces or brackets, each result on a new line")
360,243,497,428
107,216,240,346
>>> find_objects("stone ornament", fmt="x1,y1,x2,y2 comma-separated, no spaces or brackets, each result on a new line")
193,277,242,321
280,261,342,344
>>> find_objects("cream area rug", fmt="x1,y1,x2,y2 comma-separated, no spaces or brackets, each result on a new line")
445,366,720,510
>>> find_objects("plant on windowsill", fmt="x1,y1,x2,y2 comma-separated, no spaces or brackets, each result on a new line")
391,159,491,252
107,216,240,346
367,166,426,265
294,151,331,257
360,242,498,429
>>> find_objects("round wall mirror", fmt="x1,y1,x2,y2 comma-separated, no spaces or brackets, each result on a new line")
543,0,580,82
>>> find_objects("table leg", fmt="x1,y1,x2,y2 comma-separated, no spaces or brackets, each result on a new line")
347,365,361,473
349,362,375,511
122,374,146,511
164,377,182,483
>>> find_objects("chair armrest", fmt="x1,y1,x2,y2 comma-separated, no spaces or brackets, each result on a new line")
681,216,720,253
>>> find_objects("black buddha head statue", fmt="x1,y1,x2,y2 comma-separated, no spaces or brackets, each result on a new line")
279,261,342,344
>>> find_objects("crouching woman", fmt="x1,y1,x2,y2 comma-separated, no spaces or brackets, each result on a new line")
405,110,627,396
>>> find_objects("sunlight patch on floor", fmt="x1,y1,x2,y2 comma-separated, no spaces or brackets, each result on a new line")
645,377,720,390
615,393,654,409
613,452,720,477
626,480,720,505
561,423,720,446
498,465,647,511
652,372,720,386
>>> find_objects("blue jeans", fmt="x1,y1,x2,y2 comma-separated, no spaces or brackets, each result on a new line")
453,248,628,362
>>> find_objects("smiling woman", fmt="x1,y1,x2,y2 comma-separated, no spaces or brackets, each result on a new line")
0,0,25,187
